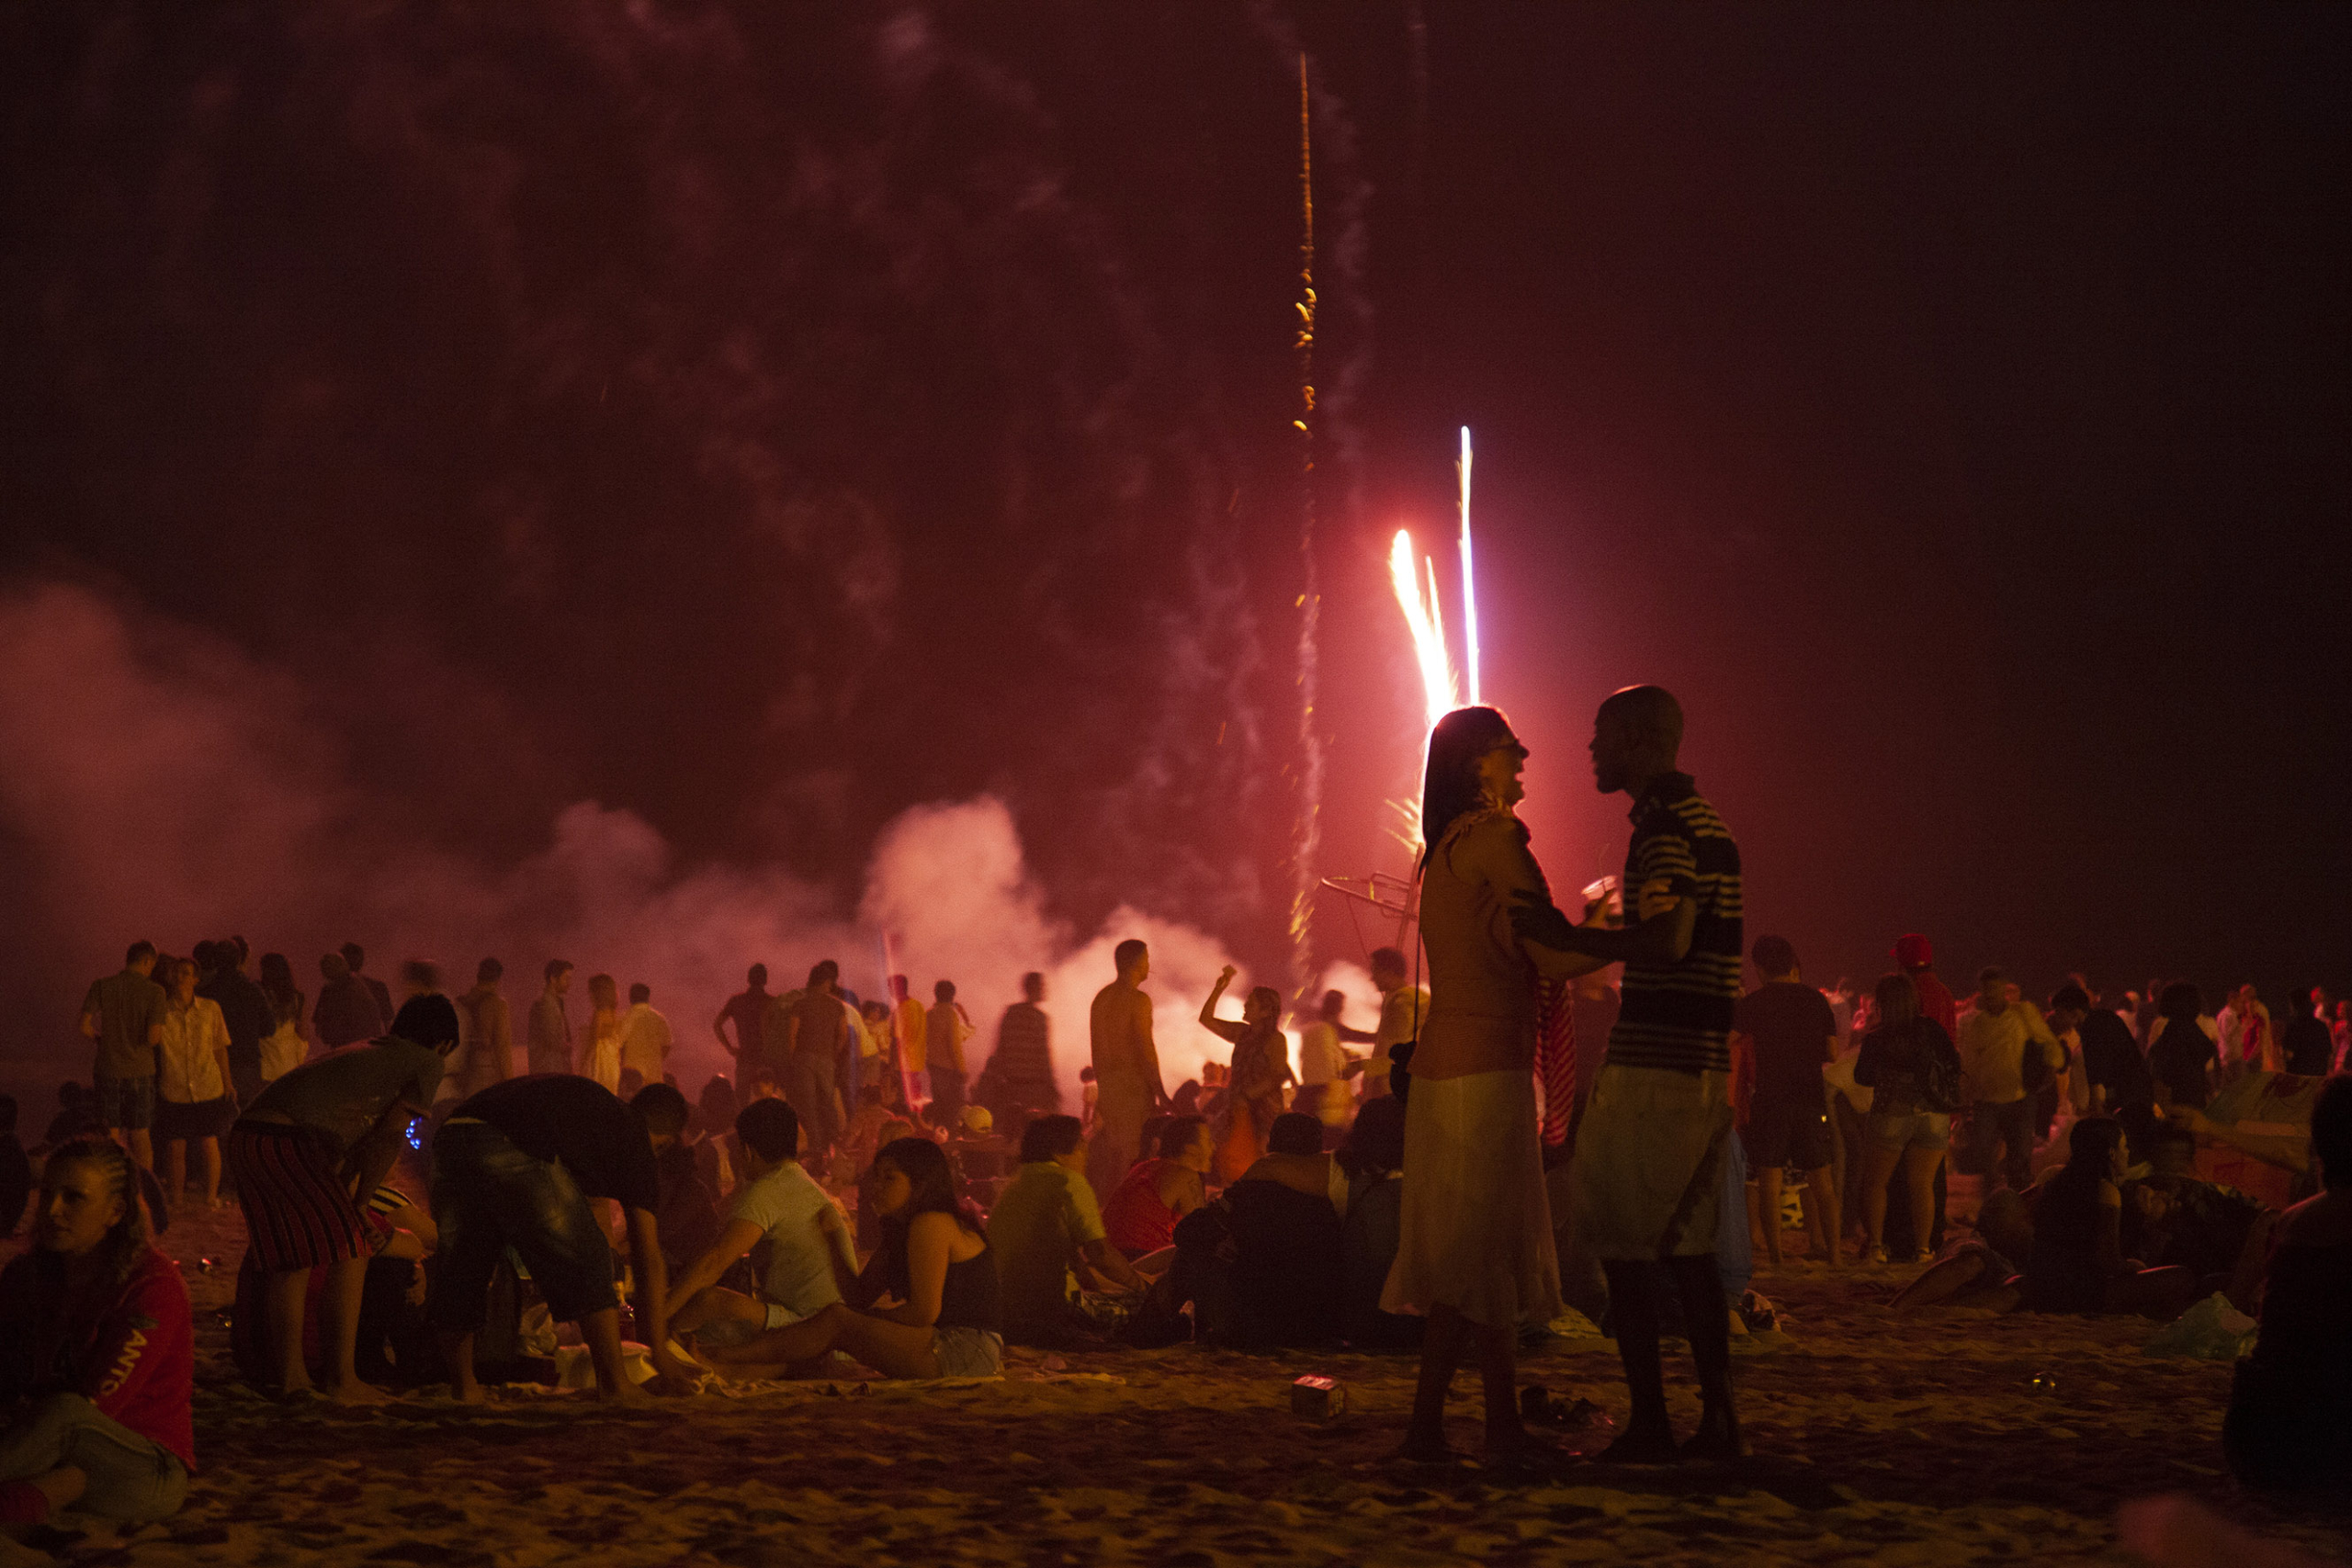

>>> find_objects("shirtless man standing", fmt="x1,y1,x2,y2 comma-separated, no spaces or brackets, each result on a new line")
1086,940,1170,1201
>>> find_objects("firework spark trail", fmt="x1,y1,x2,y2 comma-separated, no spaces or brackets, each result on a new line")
1389,529,1458,736
1289,54,1324,1004
1458,426,1481,705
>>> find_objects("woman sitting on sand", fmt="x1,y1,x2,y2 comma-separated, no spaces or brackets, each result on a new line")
2023,1117,2201,1318
0,1137,193,1529
695,1136,1002,1382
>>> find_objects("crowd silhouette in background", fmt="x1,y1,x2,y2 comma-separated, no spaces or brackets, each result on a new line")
3,683,2347,1531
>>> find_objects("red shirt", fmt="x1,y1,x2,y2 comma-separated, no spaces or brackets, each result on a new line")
0,1247,195,1472
1913,971,1959,1039
1101,1158,1184,1256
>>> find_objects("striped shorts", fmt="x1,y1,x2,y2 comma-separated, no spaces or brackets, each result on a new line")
226,1120,370,1273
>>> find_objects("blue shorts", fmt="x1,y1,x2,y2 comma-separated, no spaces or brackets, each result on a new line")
94,1075,156,1133
428,1119,618,1331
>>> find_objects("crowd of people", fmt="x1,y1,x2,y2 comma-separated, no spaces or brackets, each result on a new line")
3,684,2346,1532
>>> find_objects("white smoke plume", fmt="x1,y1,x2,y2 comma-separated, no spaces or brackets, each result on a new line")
0,580,1289,1110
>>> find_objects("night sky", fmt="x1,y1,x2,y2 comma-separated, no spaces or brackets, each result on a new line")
4,3,2346,1070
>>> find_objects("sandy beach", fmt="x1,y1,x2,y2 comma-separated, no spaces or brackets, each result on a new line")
0,1198,2342,1567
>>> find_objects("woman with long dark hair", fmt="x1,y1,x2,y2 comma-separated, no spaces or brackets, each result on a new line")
1853,972,1960,1262
1383,705,1573,1461
2024,1116,2200,1317
0,1137,194,1527
695,1136,1001,1381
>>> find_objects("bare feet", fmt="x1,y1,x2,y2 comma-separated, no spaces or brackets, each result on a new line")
449,1382,491,1406
323,1378,393,1407
598,1376,656,1404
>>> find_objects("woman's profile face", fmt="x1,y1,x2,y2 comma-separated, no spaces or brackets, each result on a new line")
866,1158,913,1218
36,1160,125,1258
1474,737,1527,807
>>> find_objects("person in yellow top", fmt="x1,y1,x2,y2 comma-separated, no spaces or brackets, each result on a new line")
926,981,975,1119
1956,966,2064,1193
891,975,929,1108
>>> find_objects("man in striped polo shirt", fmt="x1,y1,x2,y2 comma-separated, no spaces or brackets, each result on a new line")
1510,683,1746,1462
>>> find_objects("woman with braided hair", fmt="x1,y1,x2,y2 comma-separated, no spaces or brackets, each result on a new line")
0,1135,194,1527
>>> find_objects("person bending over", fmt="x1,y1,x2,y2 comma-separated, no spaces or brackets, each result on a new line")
427,1076,694,1403
2226,1073,2352,1491
0,1138,193,1529
1102,1114,1213,1263
696,1137,1002,1381
666,1100,856,1345
2024,1117,2201,1318
227,995,457,1404
990,1114,1149,1345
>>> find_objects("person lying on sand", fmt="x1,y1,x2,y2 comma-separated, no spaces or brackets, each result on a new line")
665,1099,857,1347
693,1137,1002,1382
0,1138,193,1529
426,1076,695,1404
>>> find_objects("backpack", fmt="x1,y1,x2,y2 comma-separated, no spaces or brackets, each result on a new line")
1921,1026,1965,1113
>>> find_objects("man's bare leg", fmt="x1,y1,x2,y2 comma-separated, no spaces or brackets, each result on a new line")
581,1307,653,1403
1755,1166,1786,1266
122,1127,153,1173
164,1139,187,1202
1800,1165,1840,1266
439,1331,487,1404
321,1255,390,1404
669,1286,763,1341
198,1136,223,1207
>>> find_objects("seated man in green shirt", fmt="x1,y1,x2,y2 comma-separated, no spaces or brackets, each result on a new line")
987,1114,1148,1345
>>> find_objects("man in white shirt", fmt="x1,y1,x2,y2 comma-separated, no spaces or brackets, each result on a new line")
1294,990,1357,1137
665,1100,854,1344
618,984,674,1084
1340,947,1427,1103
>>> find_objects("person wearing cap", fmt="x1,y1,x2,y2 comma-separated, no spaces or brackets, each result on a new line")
1892,934,1958,1038
227,995,458,1404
